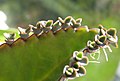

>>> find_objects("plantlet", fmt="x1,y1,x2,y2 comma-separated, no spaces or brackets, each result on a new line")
3,33,16,45
18,26,31,39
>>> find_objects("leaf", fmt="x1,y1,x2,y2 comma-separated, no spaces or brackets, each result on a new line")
0,27,119,81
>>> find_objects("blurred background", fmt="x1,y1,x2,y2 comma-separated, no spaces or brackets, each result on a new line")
0,0,120,81
0,0,120,29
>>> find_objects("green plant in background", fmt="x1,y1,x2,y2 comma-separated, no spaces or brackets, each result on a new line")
0,16,119,81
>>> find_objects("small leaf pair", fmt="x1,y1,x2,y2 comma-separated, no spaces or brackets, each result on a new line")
70,51,89,66
58,16,74,30
87,41,99,52
18,26,32,39
3,33,16,44
63,65,86,80
71,17,82,28
36,20,53,33
95,35,107,47
106,28,118,47
29,24,43,36
51,20,62,33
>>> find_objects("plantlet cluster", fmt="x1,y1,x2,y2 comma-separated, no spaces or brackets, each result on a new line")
83,25,118,61
58,25,118,81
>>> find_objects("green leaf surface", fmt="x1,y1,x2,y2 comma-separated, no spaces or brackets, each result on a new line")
0,28,119,81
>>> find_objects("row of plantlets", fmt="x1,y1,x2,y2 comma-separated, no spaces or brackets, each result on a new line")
3,16,84,45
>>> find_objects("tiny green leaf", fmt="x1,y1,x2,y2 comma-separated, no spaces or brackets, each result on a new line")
76,52,83,60
46,20,53,27
76,18,82,24
77,66,86,76
107,28,116,38
64,16,72,23
99,35,106,43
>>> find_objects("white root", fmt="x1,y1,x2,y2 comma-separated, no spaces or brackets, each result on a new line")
103,48,108,62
